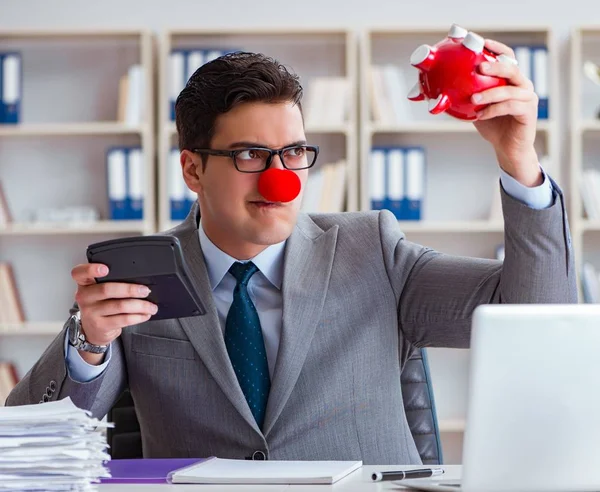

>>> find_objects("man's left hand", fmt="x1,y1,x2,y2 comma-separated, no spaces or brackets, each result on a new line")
472,38,542,188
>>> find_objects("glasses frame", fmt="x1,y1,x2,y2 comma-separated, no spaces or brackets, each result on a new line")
191,144,320,173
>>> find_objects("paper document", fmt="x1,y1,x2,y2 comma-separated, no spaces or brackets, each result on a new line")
0,397,112,491
168,456,363,484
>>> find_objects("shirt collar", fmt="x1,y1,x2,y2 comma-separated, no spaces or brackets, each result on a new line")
198,219,286,291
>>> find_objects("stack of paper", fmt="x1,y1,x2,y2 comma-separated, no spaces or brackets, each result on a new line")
0,397,112,491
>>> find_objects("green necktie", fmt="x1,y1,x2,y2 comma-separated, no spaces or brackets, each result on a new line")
224,261,270,429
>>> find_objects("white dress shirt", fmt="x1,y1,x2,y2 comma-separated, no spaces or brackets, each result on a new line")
64,166,554,382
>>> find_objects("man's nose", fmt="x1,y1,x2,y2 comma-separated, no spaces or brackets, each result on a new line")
270,153,285,170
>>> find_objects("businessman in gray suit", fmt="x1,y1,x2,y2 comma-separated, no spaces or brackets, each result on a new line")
7,40,577,465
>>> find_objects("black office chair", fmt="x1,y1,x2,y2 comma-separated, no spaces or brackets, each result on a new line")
400,347,444,464
106,389,142,459
107,347,443,464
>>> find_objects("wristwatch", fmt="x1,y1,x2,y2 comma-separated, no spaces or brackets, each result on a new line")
66,311,109,354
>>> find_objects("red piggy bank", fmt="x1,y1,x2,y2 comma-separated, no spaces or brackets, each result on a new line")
407,24,517,121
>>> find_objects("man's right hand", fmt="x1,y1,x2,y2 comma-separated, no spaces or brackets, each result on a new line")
70,262,158,365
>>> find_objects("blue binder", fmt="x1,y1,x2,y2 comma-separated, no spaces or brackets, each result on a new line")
385,147,406,220
170,48,239,121
403,146,425,221
169,50,186,121
532,45,549,120
127,147,144,220
106,147,128,220
369,147,387,211
169,147,188,221
0,54,4,123
1,52,22,124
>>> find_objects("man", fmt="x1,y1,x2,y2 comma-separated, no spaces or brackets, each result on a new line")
7,45,577,465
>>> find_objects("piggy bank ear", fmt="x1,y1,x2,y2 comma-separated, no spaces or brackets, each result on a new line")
428,93,450,114
448,24,468,39
407,82,425,101
461,32,485,54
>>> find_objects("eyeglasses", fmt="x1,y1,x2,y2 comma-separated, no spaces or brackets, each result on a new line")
191,144,319,173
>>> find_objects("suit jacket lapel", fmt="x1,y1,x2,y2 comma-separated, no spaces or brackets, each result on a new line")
262,214,339,438
170,203,261,435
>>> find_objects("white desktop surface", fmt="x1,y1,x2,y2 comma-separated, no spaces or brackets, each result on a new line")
97,465,462,491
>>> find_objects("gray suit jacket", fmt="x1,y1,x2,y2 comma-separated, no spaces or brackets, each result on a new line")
6,178,577,464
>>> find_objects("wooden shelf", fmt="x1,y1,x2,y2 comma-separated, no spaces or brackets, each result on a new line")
368,120,551,134
570,27,600,303
0,220,149,236
579,120,600,132
0,29,151,39
580,220,600,232
398,220,504,233
0,122,147,137
305,123,353,135
438,418,466,433
0,322,63,336
167,121,352,136
367,25,553,35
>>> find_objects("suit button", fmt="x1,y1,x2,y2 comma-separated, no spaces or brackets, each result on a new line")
252,451,266,460
42,394,49,402
49,381,56,391
45,387,52,397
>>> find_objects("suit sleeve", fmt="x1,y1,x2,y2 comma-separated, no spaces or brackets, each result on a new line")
379,175,578,349
5,304,127,420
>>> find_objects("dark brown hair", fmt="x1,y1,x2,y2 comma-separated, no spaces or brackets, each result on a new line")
175,51,304,164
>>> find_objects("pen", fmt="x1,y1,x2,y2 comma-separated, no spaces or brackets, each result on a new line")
371,468,444,481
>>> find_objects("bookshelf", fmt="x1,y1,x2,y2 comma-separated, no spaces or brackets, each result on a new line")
0,29,155,380
570,26,600,302
360,25,559,461
157,28,359,232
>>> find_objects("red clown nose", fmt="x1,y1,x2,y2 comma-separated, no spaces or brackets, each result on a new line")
257,168,301,203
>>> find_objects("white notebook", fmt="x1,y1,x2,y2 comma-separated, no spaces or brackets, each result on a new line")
167,457,362,484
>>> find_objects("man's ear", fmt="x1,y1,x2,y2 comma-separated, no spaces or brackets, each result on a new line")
180,150,203,193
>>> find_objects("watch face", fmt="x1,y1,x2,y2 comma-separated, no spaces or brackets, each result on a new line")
67,315,80,346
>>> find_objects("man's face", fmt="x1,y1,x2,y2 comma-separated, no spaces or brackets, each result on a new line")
182,101,309,259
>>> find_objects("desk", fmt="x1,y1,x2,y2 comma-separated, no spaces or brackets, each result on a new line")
98,465,462,491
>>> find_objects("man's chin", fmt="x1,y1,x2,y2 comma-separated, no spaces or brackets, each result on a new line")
247,214,297,245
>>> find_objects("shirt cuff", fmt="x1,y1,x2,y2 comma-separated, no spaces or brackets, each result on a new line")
498,165,554,210
63,329,111,382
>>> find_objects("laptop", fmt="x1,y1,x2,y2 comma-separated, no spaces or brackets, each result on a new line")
398,304,600,492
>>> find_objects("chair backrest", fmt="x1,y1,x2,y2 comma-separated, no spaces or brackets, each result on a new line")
107,347,443,463
400,347,444,464
106,389,142,459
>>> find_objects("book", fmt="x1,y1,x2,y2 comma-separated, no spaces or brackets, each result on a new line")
0,180,12,227
0,262,25,323
166,456,363,484
0,362,18,406
100,458,205,484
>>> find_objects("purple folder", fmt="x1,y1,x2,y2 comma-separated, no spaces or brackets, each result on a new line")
100,458,208,484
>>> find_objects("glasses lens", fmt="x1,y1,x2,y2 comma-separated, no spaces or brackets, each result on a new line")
234,148,271,172
282,146,316,170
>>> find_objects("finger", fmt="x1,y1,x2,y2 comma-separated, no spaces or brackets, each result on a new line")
476,100,533,120
484,39,515,59
102,313,154,330
479,59,531,90
81,282,152,304
94,298,158,318
71,263,109,286
472,85,534,105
